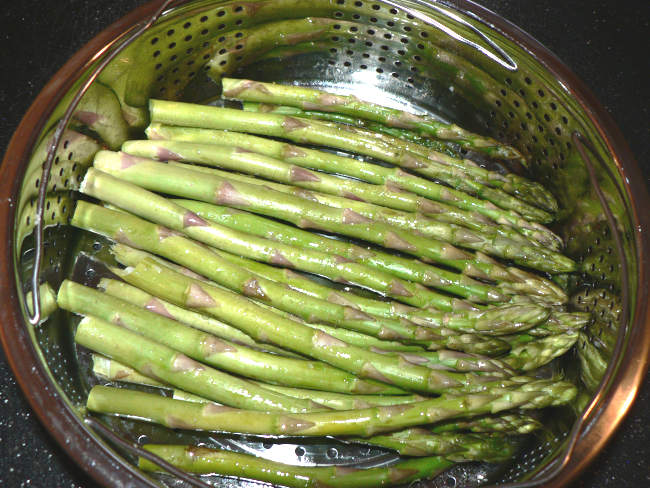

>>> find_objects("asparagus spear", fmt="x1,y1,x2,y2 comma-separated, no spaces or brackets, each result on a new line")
218,86,545,222
87,380,576,436
108,244,510,357
100,276,300,358
502,332,579,372
62,280,403,395
73,315,321,412
100,275,296,357
93,354,166,388
242,101,461,154
113,256,503,394
106,249,511,372
73,202,440,343
147,123,555,250
148,100,557,232
82,165,504,307
169,386,534,450
172,194,566,304
576,332,609,392
431,414,542,435
370,348,513,375
139,444,453,487
526,312,591,337
222,78,556,211
174,196,512,305
122,139,574,274
355,430,516,460
221,78,523,164
302,319,512,357
175,382,425,411
250,383,424,411
96,357,420,413
404,306,550,336
91,153,523,287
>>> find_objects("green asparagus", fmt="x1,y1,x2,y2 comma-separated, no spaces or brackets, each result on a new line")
122,139,574,274
139,444,453,487
147,122,557,250
87,381,576,436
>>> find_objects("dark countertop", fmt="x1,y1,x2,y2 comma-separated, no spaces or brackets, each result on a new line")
1,1,648,487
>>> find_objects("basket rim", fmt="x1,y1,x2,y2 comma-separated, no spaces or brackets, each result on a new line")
0,0,648,486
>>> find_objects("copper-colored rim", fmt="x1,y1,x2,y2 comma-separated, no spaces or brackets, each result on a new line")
1,1,648,486
463,1,650,485
0,2,176,486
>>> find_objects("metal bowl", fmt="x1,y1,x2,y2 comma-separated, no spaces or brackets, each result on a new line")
1,1,649,486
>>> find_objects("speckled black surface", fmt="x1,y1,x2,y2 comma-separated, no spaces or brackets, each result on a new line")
1,1,648,487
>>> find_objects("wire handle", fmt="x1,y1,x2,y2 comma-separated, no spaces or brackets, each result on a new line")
24,0,178,324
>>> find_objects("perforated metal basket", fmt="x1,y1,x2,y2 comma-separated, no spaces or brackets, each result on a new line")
1,1,649,487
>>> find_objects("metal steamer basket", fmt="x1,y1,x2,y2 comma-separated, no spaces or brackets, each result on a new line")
1,0,648,486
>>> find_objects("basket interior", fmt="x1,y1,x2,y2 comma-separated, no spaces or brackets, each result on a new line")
12,0,636,486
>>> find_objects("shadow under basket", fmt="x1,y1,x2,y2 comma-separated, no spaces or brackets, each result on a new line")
1,1,649,487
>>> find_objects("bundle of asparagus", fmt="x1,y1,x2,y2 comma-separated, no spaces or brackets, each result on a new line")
58,78,588,486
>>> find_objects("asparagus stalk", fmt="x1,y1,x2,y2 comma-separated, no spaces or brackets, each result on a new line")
90,358,539,434
123,139,574,275
526,312,591,337
369,348,513,376
148,100,558,234
108,244,510,357
355,430,516,460
148,123,556,250
250,383,424,410
576,332,609,392
221,78,525,167
92,354,166,388
404,306,550,336
502,332,579,372
96,359,411,413
176,382,425,411
73,202,440,343
113,256,503,394
174,196,510,305
242,101,461,155
73,315,321,412
106,252,510,373
139,444,453,487
431,414,542,435
91,153,523,287
173,195,566,304
99,276,295,357
62,280,403,395
227,91,558,219
100,276,300,358
87,380,576,436
221,82,550,220
82,165,503,308
302,319,512,357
